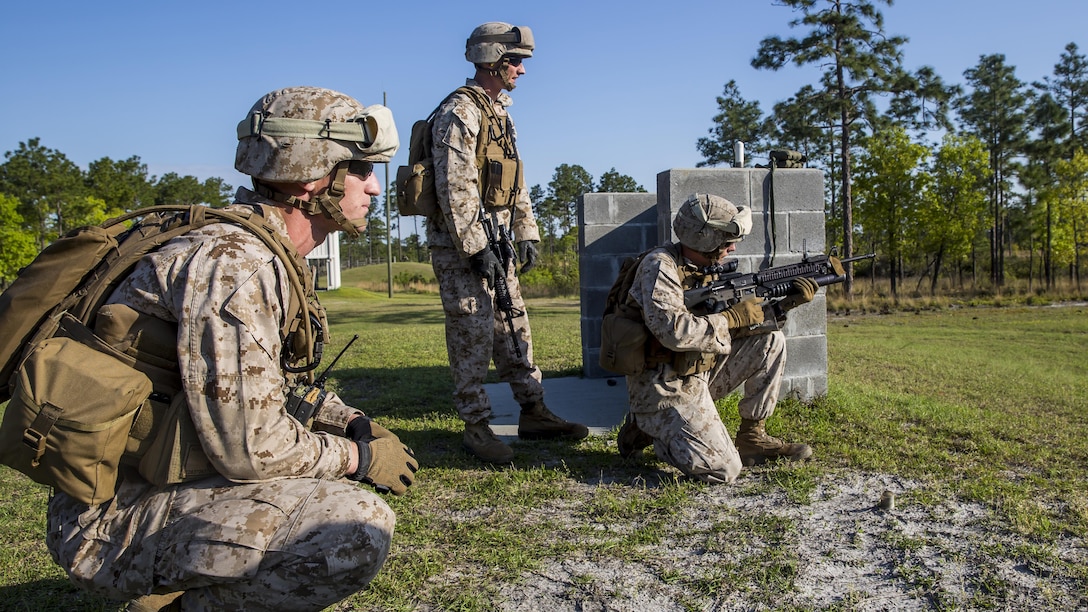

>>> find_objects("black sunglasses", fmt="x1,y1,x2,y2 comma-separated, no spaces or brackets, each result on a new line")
347,160,374,178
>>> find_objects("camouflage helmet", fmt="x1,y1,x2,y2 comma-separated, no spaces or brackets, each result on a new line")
235,86,399,183
673,193,753,252
465,22,534,65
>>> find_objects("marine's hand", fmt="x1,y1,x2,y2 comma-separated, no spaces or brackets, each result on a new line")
517,240,539,274
702,298,728,314
721,299,765,329
469,248,503,289
346,418,418,495
354,437,418,496
780,277,819,311
346,415,397,441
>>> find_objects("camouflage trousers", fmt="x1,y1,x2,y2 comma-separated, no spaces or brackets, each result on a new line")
630,331,786,483
430,246,544,424
46,471,395,611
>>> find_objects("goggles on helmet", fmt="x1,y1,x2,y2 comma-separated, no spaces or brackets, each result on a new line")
236,105,399,163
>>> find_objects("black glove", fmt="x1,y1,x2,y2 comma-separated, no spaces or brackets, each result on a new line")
468,248,503,289
517,240,539,274
346,417,418,496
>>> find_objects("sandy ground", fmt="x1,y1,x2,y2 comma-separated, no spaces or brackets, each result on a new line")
409,470,1087,611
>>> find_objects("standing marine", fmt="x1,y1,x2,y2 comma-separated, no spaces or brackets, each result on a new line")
426,22,588,463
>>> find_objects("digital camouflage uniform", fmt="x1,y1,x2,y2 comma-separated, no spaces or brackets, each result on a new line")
426,79,543,425
46,189,395,610
625,246,787,484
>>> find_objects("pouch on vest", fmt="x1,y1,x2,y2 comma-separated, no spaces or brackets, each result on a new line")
91,304,187,467
671,350,717,377
91,303,213,486
482,157,520,209
0,313,152,505
136,391,214,486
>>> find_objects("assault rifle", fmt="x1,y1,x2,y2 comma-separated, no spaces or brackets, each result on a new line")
286,334,359,424
480,213,525,360
683,251,875,334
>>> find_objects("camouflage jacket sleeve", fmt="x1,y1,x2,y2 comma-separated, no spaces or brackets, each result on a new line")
631,248,732,355
311,390,360,436
113,222,355,482
433,92,489,257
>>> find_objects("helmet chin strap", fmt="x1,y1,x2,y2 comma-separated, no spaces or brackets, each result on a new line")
485,59,517,91
253,162,363,238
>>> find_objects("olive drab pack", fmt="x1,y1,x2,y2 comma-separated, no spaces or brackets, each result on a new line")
599,250,653,376
599,244,715,377
0,205,318,505
395,86,513,216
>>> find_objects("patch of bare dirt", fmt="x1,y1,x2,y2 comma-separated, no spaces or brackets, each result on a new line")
481,471,1087,611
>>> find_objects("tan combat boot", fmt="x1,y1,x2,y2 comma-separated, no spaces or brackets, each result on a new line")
124,592,184,612
518,401,589,440
463,421,515,463
617,412,653,458
735,418,813,467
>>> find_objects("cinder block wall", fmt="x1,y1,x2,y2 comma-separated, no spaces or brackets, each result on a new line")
578,167,829,400
578,192,659,380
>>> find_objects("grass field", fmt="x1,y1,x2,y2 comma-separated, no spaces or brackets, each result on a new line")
1,293,1086,610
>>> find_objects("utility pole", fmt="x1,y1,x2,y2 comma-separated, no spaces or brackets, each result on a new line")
384,91,393,298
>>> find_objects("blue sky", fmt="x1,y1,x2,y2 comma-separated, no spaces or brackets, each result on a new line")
2,0,1086,208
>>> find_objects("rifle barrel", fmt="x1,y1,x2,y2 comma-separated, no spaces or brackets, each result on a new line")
840,253,876,264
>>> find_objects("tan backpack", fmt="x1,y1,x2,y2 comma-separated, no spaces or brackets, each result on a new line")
598,251,652,376
395,86,499,216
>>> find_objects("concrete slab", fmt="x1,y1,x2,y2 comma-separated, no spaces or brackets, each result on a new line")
485,376,629,437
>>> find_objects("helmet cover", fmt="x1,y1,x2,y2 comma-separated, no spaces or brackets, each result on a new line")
465,22,534,64
235,86,399,183
673,193,752,252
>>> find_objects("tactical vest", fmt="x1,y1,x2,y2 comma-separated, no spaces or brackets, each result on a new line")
461,87,524,210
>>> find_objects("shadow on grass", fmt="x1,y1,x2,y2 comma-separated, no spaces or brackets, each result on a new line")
328,308,448,328
398,424,682,490
0,578,119,611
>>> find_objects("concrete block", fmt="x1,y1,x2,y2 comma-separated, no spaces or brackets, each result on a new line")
779,295,828,337
780,373,827,400
580,257,629,291
788,211,827,253
657,168,751,210
580,193,658,226
783,335,827,378
583,225,658,256
757,169,825,212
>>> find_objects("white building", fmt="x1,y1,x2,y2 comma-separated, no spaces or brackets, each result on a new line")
305,234,341,290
